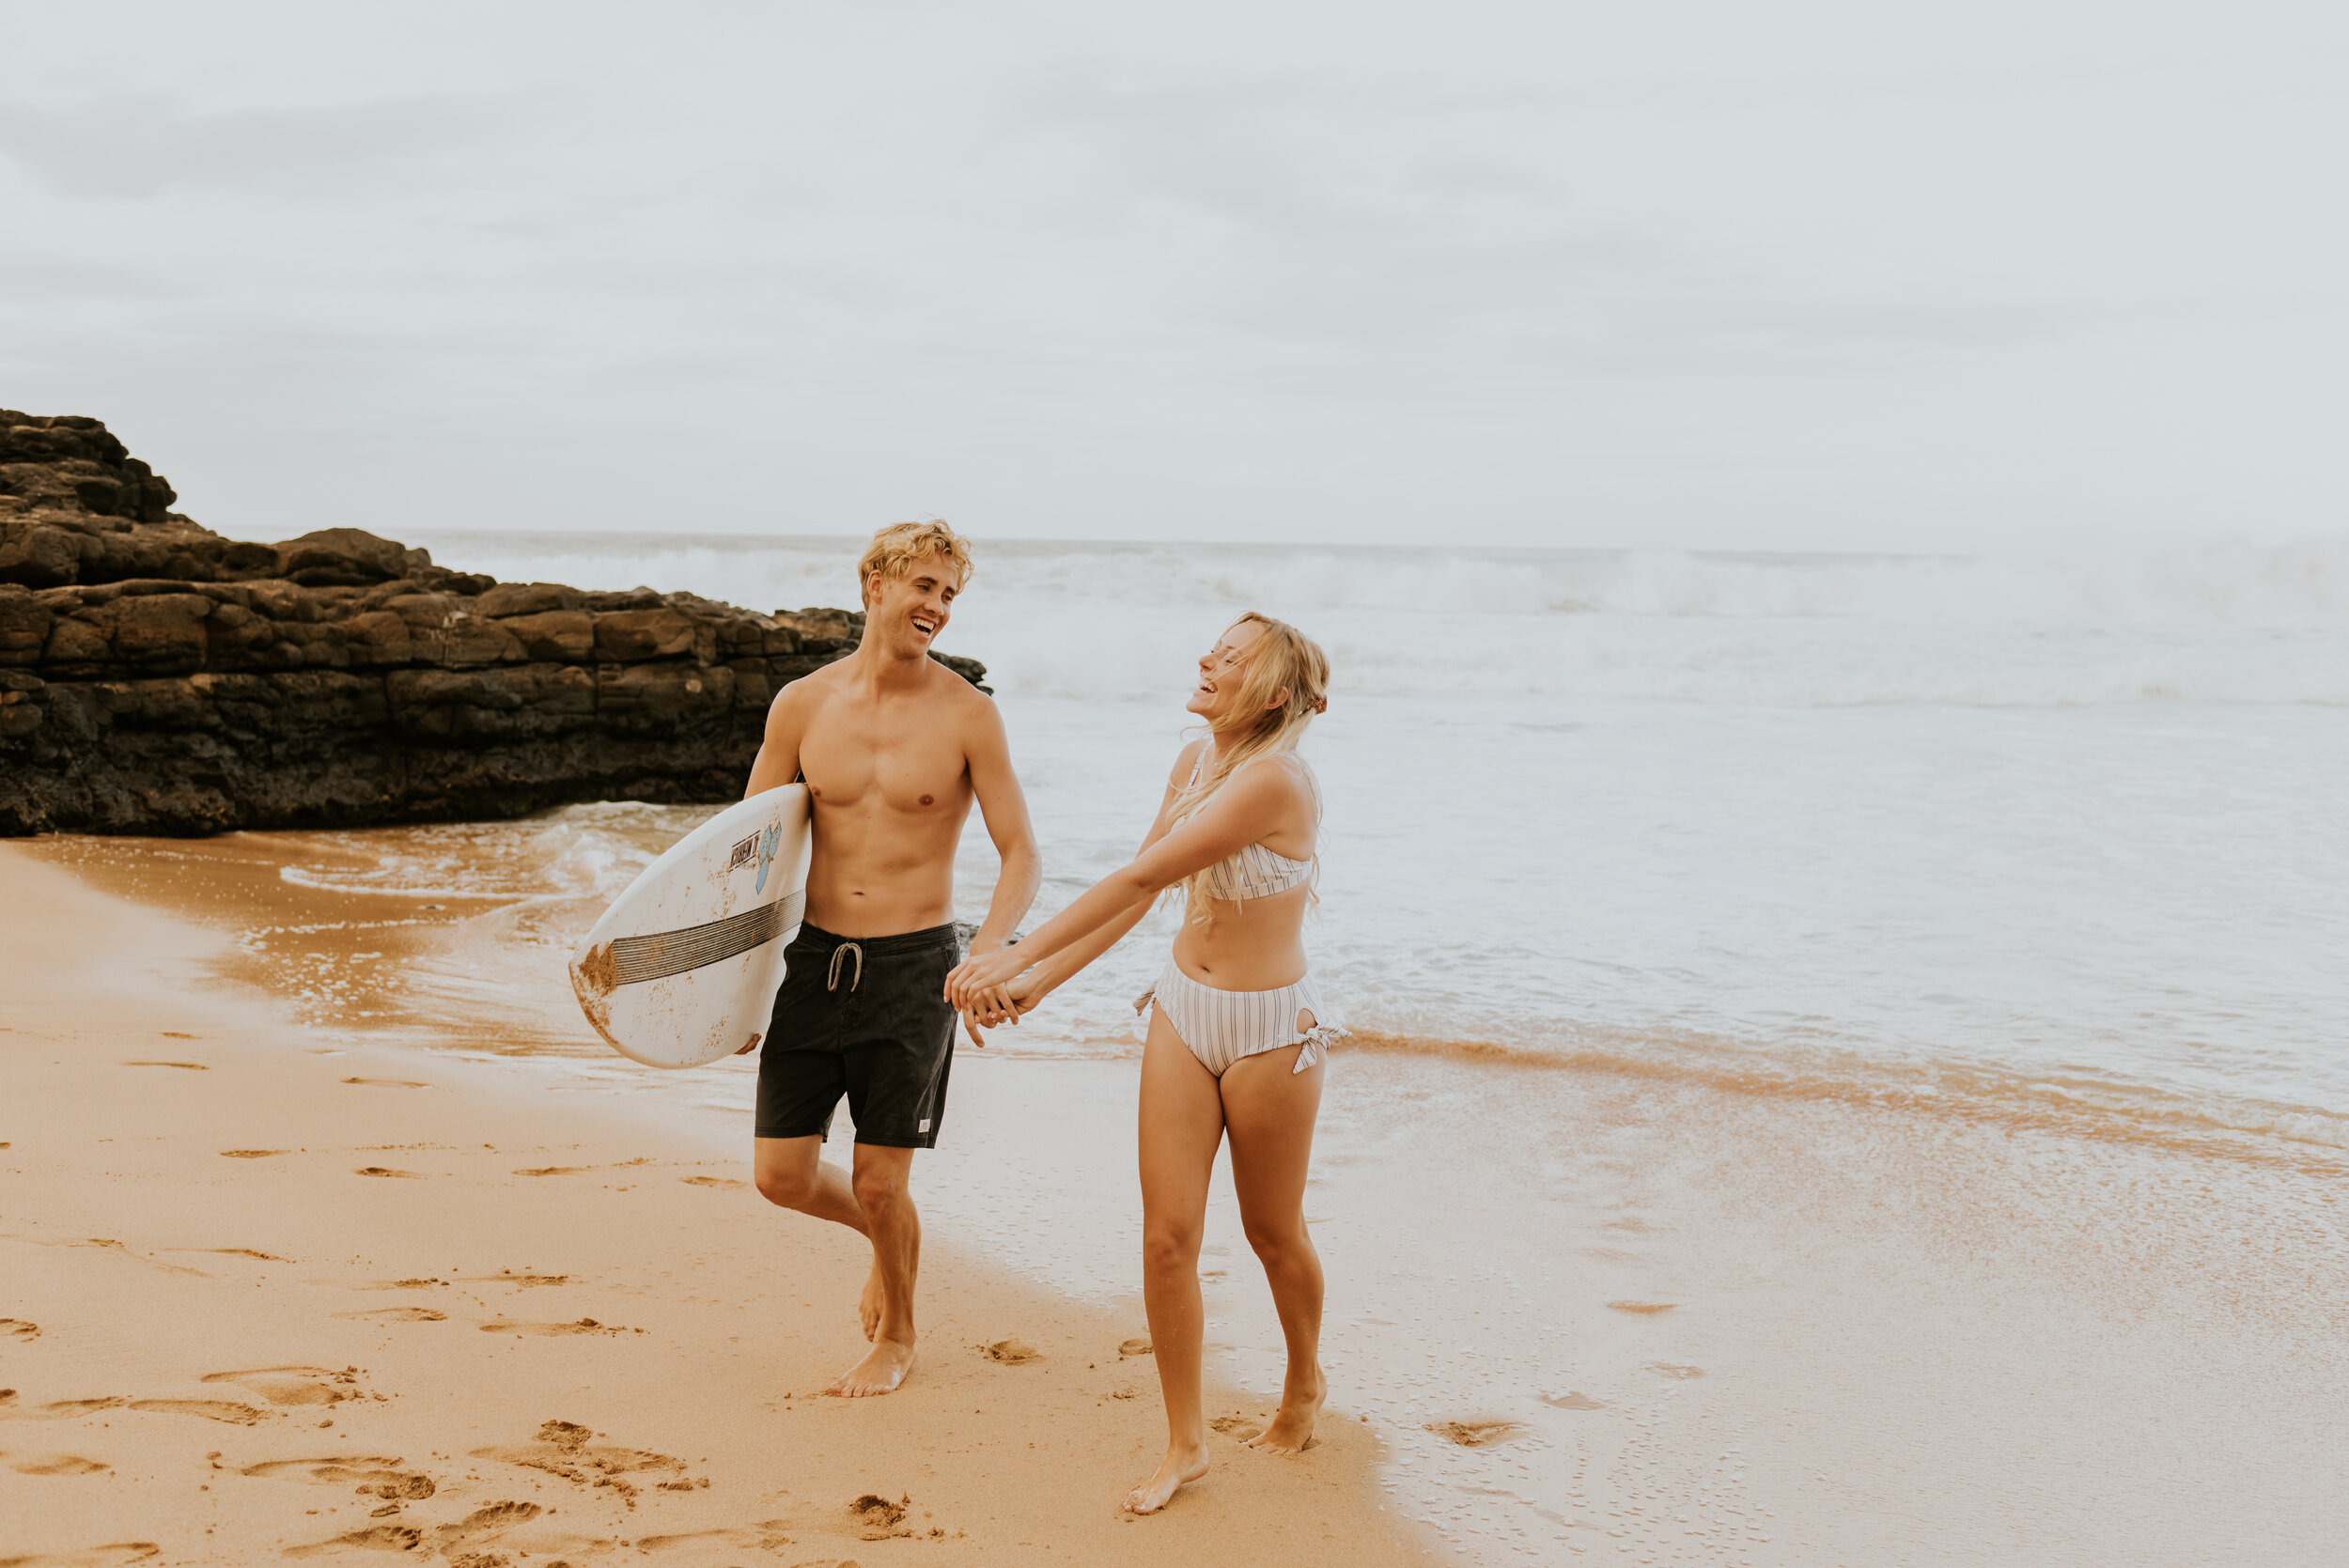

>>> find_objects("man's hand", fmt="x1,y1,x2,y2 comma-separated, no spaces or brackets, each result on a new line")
945,947,1026,1013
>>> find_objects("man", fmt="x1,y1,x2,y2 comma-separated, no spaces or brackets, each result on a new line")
741,520,1039,1396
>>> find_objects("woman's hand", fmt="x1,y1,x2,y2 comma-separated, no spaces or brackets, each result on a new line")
946,945,1027,1013
1005,971,1049,1017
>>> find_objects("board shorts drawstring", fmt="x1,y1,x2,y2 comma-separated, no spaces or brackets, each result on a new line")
826,940,863,993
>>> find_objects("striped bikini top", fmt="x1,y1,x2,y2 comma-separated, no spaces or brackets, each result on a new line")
1183,748,1318,902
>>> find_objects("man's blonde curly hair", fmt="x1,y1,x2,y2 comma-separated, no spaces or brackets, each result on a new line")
857,520,973,608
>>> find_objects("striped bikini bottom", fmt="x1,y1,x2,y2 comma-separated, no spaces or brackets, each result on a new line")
1134,958,1346,1078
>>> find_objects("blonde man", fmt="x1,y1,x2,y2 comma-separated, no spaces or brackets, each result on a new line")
743,520,1039,1397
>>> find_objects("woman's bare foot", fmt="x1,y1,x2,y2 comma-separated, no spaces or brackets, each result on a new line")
825,1337,917,1397
858,1264,883,1343
1244,1364,1325,1455
1121,1442,1210,1514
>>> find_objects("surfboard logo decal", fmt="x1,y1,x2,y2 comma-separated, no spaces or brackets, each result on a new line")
602,888,807,987
727,833,758,873
754,824,782,893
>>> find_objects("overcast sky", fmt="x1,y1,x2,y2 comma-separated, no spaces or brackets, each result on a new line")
4,1,2342,551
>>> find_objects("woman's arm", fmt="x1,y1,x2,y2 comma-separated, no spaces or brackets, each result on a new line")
945,752,1290,1009
970,741,1196,1019
1009,889,1156,1007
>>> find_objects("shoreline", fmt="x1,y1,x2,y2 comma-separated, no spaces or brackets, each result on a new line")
0,845,1427,1566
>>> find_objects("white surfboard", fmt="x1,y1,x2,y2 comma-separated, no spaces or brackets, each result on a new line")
568,786,813,1068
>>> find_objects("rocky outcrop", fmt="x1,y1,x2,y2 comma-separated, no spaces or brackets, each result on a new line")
0,411,986,836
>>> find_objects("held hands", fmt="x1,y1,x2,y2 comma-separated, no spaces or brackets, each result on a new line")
945,945,1028,1015
958,979,1020,1048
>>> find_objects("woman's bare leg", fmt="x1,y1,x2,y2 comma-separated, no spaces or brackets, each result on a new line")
1222,1030,1327,1455
1126,1005,1226,1514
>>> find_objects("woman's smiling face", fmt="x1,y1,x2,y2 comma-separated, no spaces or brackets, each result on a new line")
1187,618,1268,727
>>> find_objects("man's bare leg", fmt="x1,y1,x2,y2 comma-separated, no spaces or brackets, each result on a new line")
754,1135,910,1385
859,1263,884,1342
754,1134,866,1234
829,1141,920,1396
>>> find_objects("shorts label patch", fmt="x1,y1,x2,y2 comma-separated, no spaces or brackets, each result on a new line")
918,1118,931,1133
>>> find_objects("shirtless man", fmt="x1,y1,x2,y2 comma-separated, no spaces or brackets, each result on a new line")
741,520,1039,1397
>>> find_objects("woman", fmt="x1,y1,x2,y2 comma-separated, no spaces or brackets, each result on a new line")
944,612,1343,1514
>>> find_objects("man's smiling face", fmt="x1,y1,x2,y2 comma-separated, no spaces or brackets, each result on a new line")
865,551,958,660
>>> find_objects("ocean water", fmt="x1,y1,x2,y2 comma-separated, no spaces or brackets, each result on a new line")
377,532,2349,1159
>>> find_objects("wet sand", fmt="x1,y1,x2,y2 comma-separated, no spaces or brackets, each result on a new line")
0,846,1423,1567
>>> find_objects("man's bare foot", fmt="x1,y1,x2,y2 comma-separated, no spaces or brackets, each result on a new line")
825,1338,917,1397
1122,1442,1210,1514
858,1264,883,1343
1244,1364,1326,1455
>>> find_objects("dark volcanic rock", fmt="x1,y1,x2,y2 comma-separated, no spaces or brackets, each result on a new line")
0,411,987,836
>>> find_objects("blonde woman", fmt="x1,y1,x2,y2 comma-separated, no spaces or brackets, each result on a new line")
944,613,1342,1514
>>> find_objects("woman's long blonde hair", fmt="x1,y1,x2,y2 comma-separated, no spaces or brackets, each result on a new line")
1168,613,1331,920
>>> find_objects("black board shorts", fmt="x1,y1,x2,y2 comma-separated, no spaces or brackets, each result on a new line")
754,921,960,1150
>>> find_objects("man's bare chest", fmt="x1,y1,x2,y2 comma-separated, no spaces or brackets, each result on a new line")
801,706,967,815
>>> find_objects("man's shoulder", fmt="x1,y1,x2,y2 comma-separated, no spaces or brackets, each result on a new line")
779,657,855,699
764,659,850,730
921,658,999,726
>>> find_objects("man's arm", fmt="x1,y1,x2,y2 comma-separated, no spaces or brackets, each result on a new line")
962,695,1040,955
743,683,809,799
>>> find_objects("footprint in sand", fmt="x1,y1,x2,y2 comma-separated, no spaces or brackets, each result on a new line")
2,1318,39,1341
459,1271,571,1288
1428,1420,1527,1448
477,1319,630,1337
1208,1414,1265,1440
240,1455,435,1500
428,1501,544,1553
473,1420,685,1506
514,1167,590,1177
981,1339,1039,1364
1646,1363,1704,1379
45,1240,208,1277
1117,1338,1152,1357
121,1062,206,1070
1539,1391,1608,1410
283,1525,424,1559
173,1249,289,1263
11,1454,111,1475
202,1368,367,1407
629,1521,796,1553
354,1168,424,1179
680,1176,747,1189
340,1079,428,1089
1608,1301,1679,1314
219,1150,288,1159
126,1399,266,1425
13,1397,127,1420
0,1545,159,1566
331,1278,446,1292
849,1493,913,1540
337,1307,447,1323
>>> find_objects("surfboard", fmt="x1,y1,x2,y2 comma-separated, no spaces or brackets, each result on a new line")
568,785,812,1068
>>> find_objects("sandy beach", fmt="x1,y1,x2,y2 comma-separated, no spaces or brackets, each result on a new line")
0,846,1423,1567
11,818,2349,1566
